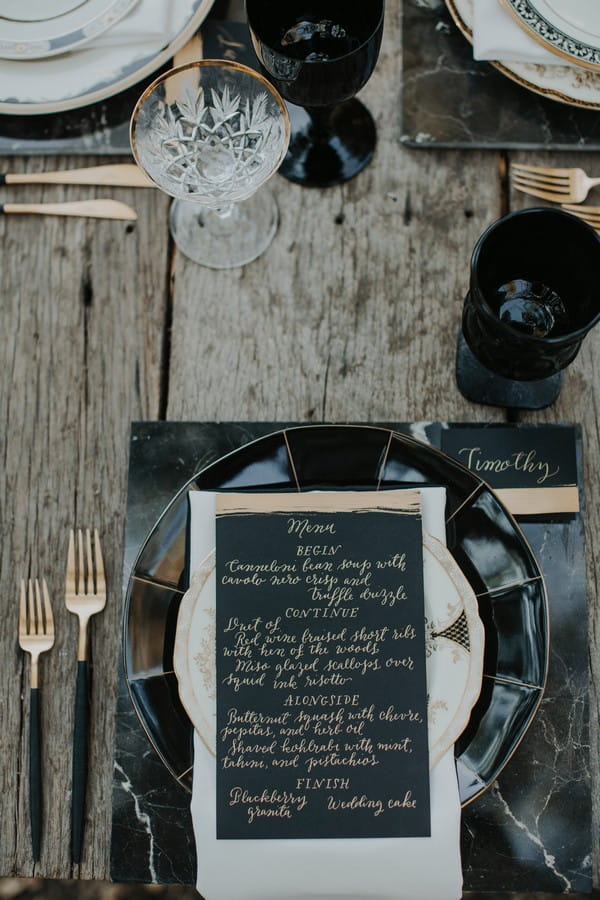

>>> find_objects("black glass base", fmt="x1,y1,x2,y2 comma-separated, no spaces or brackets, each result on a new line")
279,99,376,188
456,332,564,409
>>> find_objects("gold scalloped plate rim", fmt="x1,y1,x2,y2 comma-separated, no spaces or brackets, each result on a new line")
445,0,600,110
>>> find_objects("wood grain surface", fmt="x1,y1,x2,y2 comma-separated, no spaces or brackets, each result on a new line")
0,0,598,897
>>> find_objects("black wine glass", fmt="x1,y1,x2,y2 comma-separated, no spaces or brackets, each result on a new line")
456,208,600,409
245,0,385,188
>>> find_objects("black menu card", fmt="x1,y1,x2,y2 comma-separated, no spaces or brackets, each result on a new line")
215,491,430,840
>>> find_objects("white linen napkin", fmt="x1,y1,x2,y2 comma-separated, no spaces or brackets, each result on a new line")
84,0,174,49
186,489,463,900
473,0,566,64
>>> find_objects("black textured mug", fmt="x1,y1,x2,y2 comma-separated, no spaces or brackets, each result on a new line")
457,207,600,407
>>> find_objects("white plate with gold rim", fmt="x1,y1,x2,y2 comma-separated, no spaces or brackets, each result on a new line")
446,0,600,109
174,533,485,771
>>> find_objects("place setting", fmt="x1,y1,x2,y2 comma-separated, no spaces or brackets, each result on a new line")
111,412,590,893
99,4,594,892
1,0,598,897
112,27,594,877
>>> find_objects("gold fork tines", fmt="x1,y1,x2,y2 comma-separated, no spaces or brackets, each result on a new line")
65,528,106,661
512,162,600,204
18,579,55,688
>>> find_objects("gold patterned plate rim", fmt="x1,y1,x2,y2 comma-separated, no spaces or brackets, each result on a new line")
445,0,600,110
173,532,485,772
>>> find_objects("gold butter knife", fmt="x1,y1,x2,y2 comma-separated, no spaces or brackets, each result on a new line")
0,199,137,220
0,163,153,188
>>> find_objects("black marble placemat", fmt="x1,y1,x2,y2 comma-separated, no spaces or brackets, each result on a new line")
401,0,600,150
110,421,591,894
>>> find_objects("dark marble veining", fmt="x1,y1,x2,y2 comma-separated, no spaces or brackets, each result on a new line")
110,422,591,893
401,0,600,150
460,511,591,892
111,675,196,885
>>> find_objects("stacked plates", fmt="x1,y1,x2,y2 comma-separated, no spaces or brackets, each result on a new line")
501,0,600,71
0,0,215,114
446,0,600,109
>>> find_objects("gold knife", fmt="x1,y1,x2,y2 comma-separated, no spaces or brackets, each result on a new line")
0,199,137,220
0,164,153,188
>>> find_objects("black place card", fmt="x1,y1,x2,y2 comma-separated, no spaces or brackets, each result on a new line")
441,425,579,517
215,491,431,840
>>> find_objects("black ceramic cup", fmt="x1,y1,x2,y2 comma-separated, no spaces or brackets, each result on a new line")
456,207,600,409
245,0,384,188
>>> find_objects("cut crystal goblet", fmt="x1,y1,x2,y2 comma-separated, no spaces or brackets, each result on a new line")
130,60,290,268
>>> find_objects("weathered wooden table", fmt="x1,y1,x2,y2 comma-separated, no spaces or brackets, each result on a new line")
0,1,597,897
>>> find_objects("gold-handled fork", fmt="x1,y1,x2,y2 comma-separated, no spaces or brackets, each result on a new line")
18,578,55,862
65,529,106,865
511,162,600,204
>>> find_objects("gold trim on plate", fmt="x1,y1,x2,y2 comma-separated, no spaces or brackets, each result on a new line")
444,0,600,110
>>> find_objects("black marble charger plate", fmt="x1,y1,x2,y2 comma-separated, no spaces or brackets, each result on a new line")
401,0,600,149
111,421,591,893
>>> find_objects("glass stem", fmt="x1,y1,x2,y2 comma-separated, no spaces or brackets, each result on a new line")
306,106,335,141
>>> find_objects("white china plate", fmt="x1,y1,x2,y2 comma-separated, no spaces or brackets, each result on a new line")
501,0,600,71
0,0,86,21
174,534,485,771
0,0,138,60
0,0,214,114
447,0,600,109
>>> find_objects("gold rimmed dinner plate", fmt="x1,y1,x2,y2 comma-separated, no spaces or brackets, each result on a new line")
446,0,600,109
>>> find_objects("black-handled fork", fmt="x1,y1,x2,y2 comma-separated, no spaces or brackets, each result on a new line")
65,529,106,865
18,578,55,862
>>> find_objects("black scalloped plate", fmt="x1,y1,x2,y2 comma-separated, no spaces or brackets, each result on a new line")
123,424,549,805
